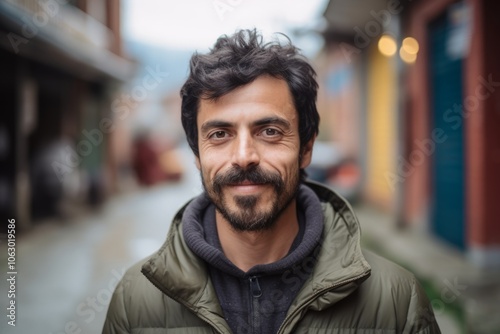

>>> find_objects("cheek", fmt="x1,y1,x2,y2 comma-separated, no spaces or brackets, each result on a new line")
200,156,226,180
264,150,301,177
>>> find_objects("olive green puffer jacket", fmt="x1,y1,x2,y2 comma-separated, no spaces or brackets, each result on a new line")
103,181,441,334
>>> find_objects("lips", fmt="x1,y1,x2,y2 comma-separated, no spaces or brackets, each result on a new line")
229,180,265,186
212,165,283,196
227,181,268,194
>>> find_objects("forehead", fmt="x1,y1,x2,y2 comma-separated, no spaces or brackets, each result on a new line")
197,76,297,127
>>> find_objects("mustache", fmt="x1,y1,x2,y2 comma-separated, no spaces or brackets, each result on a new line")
212,165,284,194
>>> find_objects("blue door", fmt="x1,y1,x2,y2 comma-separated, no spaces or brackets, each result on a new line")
429,13,466,249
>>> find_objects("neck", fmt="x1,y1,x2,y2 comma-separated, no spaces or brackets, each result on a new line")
216,200,299,272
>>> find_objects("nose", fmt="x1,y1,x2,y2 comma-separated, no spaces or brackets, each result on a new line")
231,131,260,169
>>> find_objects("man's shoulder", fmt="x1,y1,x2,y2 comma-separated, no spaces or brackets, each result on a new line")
295,249,440,332
108,255,213,330
362,249,416,282
299,250,433,332
338,250,416,313
358,250,440,332
114,256,159,300
354,250,426,325
360,249,419,299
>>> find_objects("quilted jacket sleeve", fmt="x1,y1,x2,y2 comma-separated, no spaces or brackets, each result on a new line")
102,277,131,334
402,277,441,334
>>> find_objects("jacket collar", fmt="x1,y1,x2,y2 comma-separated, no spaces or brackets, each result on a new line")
277,181,371,333
141,181,371,333
141,198,229,332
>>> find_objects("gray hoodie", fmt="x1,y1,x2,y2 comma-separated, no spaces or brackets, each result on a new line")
182,185,324,334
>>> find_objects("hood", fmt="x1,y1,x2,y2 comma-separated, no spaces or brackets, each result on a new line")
141,180,371,334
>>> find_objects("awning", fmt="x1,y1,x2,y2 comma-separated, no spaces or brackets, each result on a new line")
0,1,135,82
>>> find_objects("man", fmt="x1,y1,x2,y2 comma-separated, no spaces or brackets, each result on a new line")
103,29,441,334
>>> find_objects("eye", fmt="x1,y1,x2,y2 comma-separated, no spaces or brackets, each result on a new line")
209,131,228,139
262,128,280,137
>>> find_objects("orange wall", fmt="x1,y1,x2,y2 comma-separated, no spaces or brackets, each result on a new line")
365,44,397,210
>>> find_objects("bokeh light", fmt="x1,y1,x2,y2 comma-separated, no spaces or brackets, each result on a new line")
378,34,397,57
400,36,419,64
402,37,419,54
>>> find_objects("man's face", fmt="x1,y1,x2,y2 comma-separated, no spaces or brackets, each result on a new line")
196,75,313,232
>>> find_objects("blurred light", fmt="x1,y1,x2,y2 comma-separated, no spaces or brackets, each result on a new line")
400,47,417,64
378,35,397,57
400,36,419,64
402,37,419,54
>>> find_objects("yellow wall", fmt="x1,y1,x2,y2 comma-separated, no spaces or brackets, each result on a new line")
365,44,397,209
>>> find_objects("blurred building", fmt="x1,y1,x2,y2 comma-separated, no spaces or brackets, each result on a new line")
318,0,500,270
0,0,135,230
403,0,500,268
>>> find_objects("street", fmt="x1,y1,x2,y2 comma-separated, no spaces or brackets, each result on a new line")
0,148,203,334
0,146,465,334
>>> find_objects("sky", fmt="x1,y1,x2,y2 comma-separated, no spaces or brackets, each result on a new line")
121,0,329,136
122,0,328,57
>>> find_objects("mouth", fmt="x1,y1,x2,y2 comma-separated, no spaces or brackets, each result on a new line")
230,180,264,186
227,181,268,194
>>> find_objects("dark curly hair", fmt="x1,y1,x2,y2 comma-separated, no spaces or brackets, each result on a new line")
180,28,319,161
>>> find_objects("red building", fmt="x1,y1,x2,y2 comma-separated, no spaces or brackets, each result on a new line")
403,0,500,268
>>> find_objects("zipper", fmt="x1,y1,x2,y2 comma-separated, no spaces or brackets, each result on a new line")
249,276,262,297
142,270,228,334
249,275,262,333
276,271,371,334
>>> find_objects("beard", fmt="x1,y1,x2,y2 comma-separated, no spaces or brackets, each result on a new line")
201,164,300,232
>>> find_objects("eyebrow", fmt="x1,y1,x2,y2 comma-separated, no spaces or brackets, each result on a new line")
252,117,291,129
200,117,291,135
200,120,235,134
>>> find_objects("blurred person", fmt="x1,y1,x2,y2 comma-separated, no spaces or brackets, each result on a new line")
132,132,167,186
103,29,440,334
31,138,83,219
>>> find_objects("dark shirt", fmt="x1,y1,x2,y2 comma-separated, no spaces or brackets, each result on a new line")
183,185,324,334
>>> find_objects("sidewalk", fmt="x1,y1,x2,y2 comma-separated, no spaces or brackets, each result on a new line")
354,204,500,334
0,149,203,334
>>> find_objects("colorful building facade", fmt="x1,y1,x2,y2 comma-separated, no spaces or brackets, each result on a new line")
320,0,500,269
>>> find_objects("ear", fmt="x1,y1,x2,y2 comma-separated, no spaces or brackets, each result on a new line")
300,136,316,169
195,156,201,170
